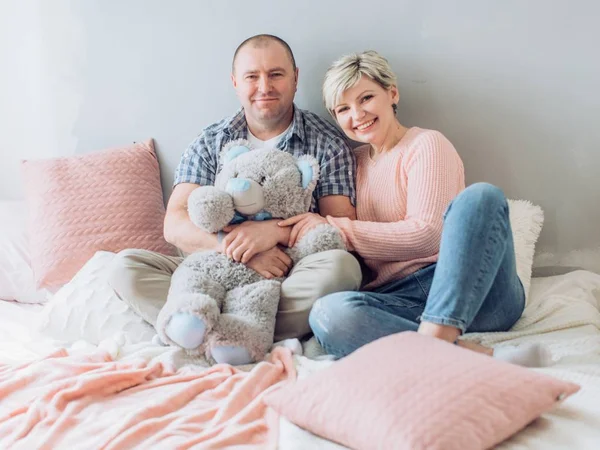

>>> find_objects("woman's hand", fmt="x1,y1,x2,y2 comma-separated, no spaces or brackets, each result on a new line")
278,213,329,247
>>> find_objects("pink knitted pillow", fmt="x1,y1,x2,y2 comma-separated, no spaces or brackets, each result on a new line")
264,332,580,450
21,139,177,288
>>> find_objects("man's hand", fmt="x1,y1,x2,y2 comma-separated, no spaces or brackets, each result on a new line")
245,246,293,279
222,220,288,263
278,213,329,248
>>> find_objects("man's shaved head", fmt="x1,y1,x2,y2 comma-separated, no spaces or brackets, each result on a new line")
232,34,296,74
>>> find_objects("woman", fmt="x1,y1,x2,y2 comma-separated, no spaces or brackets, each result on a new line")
279,51,548,366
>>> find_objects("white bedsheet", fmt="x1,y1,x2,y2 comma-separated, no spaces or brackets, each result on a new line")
0,301,53,363
2,270,600,449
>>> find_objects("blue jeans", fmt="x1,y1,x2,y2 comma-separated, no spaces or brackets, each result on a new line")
309,183,525,358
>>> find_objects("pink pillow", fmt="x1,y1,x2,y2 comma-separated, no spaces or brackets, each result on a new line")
264,332,580,450
21,139,177,288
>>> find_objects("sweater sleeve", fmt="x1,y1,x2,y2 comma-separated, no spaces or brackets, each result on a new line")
327,131,465,261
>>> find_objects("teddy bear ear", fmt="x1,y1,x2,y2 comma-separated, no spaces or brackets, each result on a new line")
221,139,253,164
296,155,320,192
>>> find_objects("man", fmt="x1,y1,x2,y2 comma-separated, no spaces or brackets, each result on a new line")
108,34,362,343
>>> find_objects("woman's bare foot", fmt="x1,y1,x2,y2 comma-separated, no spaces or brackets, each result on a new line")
455,339,493,356
417,321,460,342
418,321,493,356
417,321,552,366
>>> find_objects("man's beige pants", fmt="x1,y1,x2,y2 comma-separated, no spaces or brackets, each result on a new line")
107,249,362,341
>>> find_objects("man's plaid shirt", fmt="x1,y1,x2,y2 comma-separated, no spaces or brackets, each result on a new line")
174,105,356,213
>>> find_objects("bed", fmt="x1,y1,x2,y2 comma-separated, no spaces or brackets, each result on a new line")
2,176,600,449
2,264,600,448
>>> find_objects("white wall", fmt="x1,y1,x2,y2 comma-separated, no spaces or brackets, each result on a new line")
1,0,599,266
0,0,82,197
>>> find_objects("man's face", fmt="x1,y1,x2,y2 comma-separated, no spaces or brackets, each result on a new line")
232,42,298,127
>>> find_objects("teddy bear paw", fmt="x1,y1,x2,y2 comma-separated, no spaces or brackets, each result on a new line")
164,312,208,350
210,345,254,366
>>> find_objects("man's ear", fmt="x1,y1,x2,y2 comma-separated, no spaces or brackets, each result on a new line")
231,72,237,89
294,67,299,92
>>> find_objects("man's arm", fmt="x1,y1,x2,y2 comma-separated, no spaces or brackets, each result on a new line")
318,195,356,219
166,130,224,254
315,136,357,219
163,183,221,254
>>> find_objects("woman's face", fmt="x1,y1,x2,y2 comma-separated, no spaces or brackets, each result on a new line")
333,76,399,145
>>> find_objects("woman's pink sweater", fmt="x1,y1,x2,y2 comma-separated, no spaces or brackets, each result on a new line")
327,127,465,289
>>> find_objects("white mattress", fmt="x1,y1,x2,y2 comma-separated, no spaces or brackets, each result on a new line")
2,270,600,449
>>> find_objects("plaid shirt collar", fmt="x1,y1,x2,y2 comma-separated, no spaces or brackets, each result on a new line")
221,104,306,144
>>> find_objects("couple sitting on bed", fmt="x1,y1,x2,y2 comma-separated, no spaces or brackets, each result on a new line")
108,34,548,367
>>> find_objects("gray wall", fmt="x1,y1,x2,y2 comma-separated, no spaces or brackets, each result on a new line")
2,0,599,265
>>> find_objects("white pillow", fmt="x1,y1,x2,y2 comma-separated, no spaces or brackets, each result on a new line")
0,201,50,303
507,199,544,303
37,251,155,345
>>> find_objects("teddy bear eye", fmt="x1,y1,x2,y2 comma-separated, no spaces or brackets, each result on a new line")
260,176,266,184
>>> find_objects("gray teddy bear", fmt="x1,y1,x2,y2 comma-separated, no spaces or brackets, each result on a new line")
156,140,345,365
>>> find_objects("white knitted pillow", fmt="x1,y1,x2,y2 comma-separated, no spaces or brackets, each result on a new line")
37,251,155,345
507,199,544,303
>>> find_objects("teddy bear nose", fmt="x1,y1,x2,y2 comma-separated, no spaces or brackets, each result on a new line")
226,178,265,215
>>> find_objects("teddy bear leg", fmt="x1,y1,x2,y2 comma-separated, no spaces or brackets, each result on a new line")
157,291,223,353
156,269,226,354
208,279,281,365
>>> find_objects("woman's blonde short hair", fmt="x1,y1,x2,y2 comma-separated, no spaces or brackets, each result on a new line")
323,50,398,116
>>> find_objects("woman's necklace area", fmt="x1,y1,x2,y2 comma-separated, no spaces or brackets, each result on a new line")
368,124,407,163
